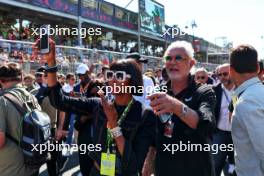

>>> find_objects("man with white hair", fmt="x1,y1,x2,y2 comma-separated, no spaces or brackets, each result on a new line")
147,41,216,176
194,67,209,84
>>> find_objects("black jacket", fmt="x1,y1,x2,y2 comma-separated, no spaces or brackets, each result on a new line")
212,83,223,126
156,78,216,176
48,83,156,176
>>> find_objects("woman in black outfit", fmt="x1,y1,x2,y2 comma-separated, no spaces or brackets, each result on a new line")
42,39,156,176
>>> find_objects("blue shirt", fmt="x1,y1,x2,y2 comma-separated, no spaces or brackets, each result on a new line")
231,77,264,176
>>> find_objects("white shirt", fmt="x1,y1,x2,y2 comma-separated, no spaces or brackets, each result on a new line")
217,84,233,131
133,75,155,108
62,84,74,93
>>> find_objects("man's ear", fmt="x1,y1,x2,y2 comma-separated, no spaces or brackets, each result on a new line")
256,63,260,74
190,59,196,69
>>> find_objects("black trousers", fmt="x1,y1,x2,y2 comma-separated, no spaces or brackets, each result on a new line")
78,131,94,176
47,129,63,176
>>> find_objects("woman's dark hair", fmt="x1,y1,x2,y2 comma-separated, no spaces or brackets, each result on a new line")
0,62,22,82
109,59,143,96
230,44,258,73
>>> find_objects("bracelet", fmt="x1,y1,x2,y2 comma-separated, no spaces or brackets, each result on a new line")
110,126,123,138
45,65,58,73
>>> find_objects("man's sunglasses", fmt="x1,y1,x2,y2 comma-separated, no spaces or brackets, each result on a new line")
164,55,186,62
78,74,86,77
218,72,229,77
105,70,131,82
196,76,205,80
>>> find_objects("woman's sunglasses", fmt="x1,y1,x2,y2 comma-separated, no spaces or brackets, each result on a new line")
105,70,131,82
196,76,205,80
164,55,187,62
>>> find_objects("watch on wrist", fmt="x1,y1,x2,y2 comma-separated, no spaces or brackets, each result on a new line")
45,65,58,73
180,104,188,119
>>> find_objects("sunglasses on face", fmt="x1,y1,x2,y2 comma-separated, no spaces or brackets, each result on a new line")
78,74,86,77
35,74,43,77
196,76,205,80
164,55,187,62
218,72,229,77
105,70,131,82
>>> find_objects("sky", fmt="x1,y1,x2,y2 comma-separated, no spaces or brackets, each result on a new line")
105,0,264,59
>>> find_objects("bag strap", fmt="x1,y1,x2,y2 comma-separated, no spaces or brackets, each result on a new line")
3,92,27,116
3,92,27,146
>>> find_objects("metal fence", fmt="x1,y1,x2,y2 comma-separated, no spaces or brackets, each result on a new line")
0,39,218,74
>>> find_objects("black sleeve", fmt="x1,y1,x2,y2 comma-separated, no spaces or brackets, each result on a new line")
121,109,156,174
48,83,100,116
195,85,217,137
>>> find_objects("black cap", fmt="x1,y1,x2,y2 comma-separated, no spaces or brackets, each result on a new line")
126,52,148,63
35,66,46,74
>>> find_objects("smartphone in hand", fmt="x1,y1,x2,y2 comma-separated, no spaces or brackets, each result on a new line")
39,24,50,54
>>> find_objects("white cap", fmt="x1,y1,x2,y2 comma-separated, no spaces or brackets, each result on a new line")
76,63,89,74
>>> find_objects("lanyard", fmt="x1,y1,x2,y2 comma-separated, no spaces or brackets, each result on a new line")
223,88,231,104
106,99,134,152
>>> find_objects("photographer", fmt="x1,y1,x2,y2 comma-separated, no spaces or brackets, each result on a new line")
36,39,156,176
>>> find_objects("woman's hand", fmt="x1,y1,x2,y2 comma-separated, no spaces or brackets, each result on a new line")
33,38,56,66
33,38,57,87
98,90,118,129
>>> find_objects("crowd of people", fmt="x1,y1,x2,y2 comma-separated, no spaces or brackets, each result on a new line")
0,40,264,176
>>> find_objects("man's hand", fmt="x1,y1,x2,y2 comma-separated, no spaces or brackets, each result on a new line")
147,92,182,116
55,129,68,141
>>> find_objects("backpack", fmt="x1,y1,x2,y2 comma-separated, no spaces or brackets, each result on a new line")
3,88,51,169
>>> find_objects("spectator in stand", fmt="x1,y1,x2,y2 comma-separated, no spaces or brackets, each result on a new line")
194,67,209,84
0,54,9,66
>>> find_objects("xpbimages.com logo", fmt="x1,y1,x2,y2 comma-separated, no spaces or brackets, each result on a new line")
31,25,102,38
162,27,187,39
97,84,168,95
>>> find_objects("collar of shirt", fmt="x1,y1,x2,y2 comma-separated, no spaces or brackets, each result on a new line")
165,74,197,99
234,77,261,97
